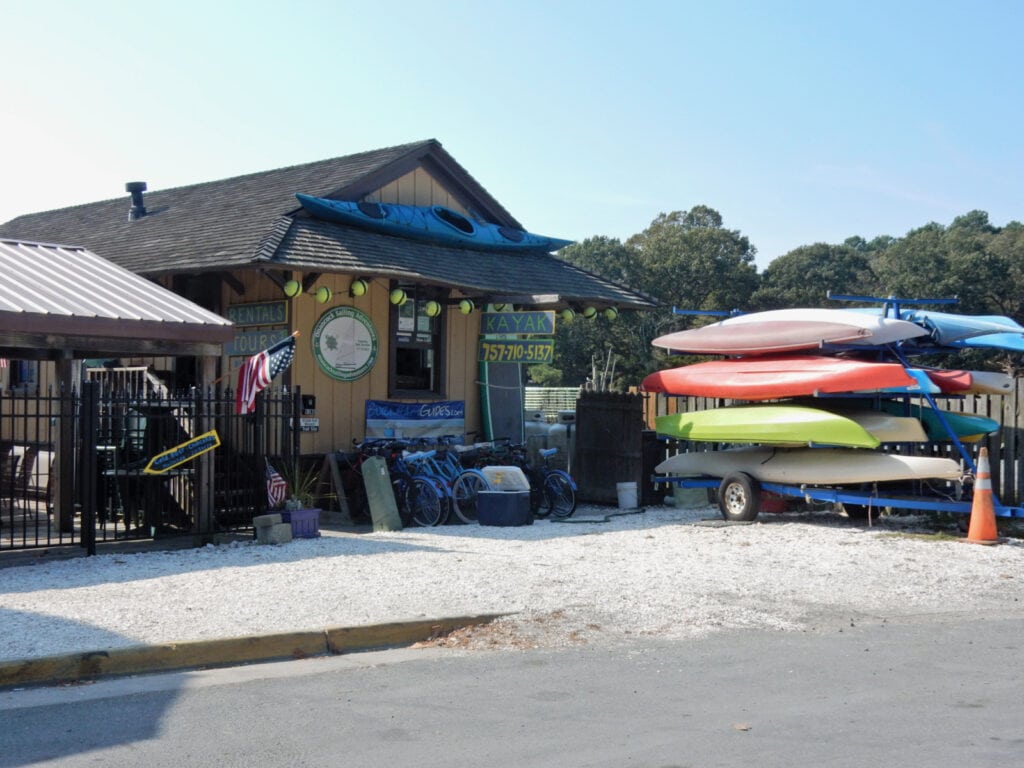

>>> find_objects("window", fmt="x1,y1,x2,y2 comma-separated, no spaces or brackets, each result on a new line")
8,359,38,393
389,285,445,397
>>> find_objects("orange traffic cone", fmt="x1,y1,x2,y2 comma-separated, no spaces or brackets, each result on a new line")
966,447,1000,545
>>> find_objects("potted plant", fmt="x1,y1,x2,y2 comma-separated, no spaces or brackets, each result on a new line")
277,459,323,538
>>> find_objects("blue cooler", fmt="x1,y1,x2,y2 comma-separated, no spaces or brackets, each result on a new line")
477,490,532,526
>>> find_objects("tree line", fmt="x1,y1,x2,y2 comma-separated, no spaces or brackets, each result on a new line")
533,207,1024,388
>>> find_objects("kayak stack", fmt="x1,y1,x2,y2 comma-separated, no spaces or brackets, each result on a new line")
645,305,1019,489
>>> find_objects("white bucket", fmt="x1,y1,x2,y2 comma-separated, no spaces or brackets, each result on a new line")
616,481,638,510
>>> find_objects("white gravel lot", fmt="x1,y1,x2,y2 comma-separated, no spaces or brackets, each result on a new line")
1,502,1023,661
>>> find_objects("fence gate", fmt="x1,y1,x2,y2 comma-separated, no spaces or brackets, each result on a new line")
2,384,297,554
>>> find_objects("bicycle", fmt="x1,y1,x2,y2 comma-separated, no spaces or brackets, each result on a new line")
399,448,451,527
504,444,577,519
434,446,490,524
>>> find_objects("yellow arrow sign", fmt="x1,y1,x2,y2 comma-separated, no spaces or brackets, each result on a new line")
143,430,221,475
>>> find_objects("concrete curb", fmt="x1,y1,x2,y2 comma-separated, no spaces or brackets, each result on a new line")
0,613,506,689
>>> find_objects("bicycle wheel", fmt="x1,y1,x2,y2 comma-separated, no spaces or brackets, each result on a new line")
544,472,577,519
451,470,488,524
407,476,446,527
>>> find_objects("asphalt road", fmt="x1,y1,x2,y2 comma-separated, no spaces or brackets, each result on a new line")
2,614,1022,767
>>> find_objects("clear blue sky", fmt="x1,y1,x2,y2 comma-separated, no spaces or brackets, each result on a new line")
2,0,1021,268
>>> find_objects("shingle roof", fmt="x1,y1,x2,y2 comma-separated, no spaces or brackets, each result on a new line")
0,139,657,310
273,217,654,308
0,239,234,359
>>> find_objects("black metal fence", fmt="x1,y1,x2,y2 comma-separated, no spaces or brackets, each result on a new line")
1,384,298,553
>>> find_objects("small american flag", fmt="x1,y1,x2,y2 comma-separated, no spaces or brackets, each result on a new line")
266,459,288,509
236,333,296,414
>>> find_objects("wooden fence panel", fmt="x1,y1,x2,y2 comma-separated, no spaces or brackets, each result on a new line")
573,392,644,504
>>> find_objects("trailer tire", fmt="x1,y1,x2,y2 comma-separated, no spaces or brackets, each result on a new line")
718,472,760,522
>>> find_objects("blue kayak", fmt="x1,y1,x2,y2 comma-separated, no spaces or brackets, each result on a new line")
295,193,573,252
851,307,1024,349
898,310,1024,345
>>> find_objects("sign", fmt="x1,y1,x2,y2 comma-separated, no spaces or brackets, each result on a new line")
298,417,320,433
312,306,379,381
226,327,290,357
478,339,554,364
301,395,316,415
226,301,288,327
481,311,555,335
365,400,466,440
143,430,221,475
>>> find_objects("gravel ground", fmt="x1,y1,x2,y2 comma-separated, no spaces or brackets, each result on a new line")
2,502,1023,661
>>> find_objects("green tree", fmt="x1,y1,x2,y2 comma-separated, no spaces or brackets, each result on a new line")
549,208,759,389
750,243,877,310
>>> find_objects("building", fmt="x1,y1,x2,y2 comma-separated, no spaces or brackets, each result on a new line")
0,138,655,454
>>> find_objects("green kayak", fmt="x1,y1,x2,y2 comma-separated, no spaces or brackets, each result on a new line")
655,405,882,448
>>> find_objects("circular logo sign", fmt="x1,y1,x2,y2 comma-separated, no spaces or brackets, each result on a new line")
311,306,379,381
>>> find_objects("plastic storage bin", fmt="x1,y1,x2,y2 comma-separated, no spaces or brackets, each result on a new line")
477,491,532,526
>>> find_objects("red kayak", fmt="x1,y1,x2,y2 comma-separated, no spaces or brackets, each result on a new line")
923,368,973,393
641,355,917,400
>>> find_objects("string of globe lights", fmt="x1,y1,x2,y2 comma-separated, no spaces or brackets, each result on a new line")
281,276,617,321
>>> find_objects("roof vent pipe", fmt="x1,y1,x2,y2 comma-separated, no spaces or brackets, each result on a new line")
126,181,147,220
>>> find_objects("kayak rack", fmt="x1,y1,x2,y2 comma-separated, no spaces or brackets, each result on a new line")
659,294,1021,519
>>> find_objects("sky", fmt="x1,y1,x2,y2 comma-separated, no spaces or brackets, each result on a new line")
1,0,1022,269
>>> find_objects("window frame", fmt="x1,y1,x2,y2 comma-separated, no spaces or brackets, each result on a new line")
387,284,447,399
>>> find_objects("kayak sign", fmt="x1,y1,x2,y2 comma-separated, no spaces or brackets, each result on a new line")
143,430,221,474
481,311,555,335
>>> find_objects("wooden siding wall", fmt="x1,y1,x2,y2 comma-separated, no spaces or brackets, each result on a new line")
220,270,481,455
371,167,468,211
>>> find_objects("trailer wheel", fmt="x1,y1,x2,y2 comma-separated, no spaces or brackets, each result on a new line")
718,472,760,522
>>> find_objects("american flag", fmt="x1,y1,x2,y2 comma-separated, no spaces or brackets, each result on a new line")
0,358,7,369
266,459,288,509
236,333,296,414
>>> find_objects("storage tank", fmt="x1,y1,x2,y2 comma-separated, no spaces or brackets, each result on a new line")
547,410,576,472
524,410,549,446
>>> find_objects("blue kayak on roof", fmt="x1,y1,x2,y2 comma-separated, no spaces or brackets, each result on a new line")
295,193,573,253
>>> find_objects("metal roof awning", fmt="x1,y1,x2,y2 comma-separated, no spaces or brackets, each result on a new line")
0,239,234,359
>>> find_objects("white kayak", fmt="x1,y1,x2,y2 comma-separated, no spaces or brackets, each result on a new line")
655,446,963,485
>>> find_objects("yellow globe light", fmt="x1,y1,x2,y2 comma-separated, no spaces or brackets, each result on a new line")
314,286,332,304
582,306,598,319
425,300,442,317
603,306,619,320
390,288,408,306
492,303,508,311
458,299,475,315
560,308,576,322
283,279,302,298
349,278,368,297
